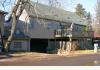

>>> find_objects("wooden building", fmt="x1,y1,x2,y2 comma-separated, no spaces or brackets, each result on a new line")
5,2,94,53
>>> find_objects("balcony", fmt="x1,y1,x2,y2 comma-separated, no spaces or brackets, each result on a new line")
55,29,72,38
55,29,94,38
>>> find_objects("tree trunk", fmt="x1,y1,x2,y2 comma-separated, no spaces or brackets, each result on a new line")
4,0,27,52
4,13,17,52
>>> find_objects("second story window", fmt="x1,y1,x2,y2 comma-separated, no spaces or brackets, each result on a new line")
74,24,83,32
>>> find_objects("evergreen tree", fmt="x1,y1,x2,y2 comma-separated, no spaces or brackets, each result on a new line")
75,4,86,18
86,12,92,24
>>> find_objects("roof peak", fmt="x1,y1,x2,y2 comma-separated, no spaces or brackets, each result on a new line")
24,1,88,26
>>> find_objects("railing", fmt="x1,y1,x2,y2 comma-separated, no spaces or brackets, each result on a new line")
55,29,94,38
55,29,72,37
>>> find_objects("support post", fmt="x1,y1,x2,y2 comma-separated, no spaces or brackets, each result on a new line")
69,37,72,52
47,39,50,53
0,29,4,52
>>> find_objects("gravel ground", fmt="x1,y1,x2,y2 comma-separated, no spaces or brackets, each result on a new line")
0,52,100,66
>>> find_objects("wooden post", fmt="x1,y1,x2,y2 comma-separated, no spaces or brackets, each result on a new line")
54,30,57,53
69,37,72,52
68,22,73,52
47,39,50,53
0,29,4,52
55,34,57,53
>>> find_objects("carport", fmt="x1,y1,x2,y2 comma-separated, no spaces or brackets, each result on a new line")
30,39,48,53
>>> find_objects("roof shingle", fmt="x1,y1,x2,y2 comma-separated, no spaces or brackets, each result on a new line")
25,1,88,25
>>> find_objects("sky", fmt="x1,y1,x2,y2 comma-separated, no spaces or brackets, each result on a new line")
37,0,97,17
60,0,97,16
0,0,97,17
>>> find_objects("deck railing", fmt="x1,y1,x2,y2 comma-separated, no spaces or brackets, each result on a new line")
55,29,94,38
55,29,72,37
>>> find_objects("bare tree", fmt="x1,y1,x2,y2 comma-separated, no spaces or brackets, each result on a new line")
96,0,100,24
92,0,100,36
1,0,30,52
48,0,61,8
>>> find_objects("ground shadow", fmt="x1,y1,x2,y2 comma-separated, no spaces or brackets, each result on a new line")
0,52,25,60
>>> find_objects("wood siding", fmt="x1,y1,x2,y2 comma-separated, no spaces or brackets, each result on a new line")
9,40,30,52
0,14,4,35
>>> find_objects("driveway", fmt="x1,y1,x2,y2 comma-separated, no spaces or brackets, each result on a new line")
0,52,100,66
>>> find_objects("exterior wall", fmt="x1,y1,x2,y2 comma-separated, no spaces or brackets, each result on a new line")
77,38,93,50
18,9,92,39
29,18,57,39
9,40,30,52
47,40,60,53
18,10,55,39
18,9,30,33
72,24,84,37
17,9,94,53
71,24,93,50
47,40,78,53
18,10,65,39
47,38,93,54
0,13,4,35
72,24,93,38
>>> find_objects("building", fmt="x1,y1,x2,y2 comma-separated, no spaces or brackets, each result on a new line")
5,2,93,53
0,10,7,35
4,27,30,52
92,23,100,48
0,10,7,52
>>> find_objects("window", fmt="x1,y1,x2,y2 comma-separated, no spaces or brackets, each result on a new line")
14,42,22,49
74,25,82,31
16,30,20,34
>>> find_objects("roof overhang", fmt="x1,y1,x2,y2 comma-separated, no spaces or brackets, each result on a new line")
0,10,8,14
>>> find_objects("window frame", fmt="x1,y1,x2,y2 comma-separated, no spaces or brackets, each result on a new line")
14,42,22,49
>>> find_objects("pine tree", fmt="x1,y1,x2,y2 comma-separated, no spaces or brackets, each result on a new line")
75,4,86,18
86,12,92,23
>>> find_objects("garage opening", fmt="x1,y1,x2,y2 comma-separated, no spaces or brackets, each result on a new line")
30,39,48,53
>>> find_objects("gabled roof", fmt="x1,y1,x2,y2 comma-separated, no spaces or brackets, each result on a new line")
24,1,88,26
4,27,29,39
